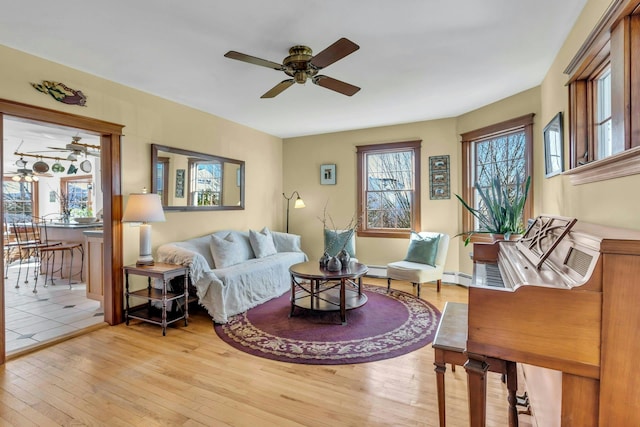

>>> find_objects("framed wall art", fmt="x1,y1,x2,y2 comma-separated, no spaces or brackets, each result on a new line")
543,112,564,178
175,169,185,198
320,164,336,185
429,155,450,200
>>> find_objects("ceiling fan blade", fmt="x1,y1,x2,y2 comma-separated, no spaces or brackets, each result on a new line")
310,38,360,70
261,79,295,98
312,75,360,96
224,51,284,70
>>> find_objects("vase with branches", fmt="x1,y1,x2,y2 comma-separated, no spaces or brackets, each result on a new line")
318,204,360,270
54,190,71,222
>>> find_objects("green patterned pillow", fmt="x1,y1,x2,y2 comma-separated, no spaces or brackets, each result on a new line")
404,233,440,267
324,229,356,257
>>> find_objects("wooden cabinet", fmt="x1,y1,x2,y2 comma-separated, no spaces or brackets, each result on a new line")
83,230,104,303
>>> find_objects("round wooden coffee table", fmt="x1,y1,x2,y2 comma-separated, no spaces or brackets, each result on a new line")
289,261,368,325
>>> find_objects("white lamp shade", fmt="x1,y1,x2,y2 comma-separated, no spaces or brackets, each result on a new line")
294,197,306,209
122,193,166,223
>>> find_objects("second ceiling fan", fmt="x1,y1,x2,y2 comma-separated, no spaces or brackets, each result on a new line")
225,37,360,98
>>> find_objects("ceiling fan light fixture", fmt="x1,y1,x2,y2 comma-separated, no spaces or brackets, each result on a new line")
294,71,307,84
11,175,21,182
67,153,77,161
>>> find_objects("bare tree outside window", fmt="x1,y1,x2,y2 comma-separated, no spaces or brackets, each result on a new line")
357,141,421,238
474,131,526,231
460,114,534,242
3,179,36,223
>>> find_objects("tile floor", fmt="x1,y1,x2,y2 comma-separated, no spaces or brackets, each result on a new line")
4,260,105,354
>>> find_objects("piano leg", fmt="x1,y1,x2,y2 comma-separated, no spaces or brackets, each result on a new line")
506,361,519,427
433,350,447,427
465,353,489,427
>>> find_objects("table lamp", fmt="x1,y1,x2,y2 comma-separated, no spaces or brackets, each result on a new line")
122,188,166,266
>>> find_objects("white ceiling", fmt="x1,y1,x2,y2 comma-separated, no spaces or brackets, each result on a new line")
0,0,587,139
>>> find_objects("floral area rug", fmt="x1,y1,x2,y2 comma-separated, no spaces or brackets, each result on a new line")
214,284,441,365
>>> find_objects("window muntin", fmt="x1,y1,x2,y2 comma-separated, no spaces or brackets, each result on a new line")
357,141,421,238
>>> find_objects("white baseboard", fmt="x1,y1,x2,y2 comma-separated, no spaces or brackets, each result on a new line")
365,265,471,288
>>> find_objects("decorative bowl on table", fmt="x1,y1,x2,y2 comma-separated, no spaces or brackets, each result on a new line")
73,217,97,224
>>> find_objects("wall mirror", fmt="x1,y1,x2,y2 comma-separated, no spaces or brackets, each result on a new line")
151,144,244,211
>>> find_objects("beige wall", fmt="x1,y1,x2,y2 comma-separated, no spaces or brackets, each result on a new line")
284,118,461,270
0,44,284,266
285,88,540,274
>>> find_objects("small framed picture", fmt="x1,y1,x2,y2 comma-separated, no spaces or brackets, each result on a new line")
320,164,336,185
543,112,564,178
175,169,185,198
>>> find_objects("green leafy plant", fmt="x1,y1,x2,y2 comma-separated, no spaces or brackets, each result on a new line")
455,175,531,245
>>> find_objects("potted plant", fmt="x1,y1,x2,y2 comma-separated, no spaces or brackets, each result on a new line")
455,175,531,245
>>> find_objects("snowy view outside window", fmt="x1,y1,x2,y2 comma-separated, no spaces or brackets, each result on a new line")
365,149,414,229
474,130,526,231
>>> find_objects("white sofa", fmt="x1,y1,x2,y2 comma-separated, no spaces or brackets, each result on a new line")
157,228,307,323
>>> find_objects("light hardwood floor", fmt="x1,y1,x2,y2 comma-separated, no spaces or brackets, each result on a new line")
1,278,514,426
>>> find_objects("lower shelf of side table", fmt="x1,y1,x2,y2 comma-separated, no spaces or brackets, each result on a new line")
127,304,187,327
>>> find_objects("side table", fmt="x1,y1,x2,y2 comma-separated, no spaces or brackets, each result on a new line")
124,263,190,336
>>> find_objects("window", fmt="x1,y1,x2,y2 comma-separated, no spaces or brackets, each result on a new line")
3,178,38,223
565,1,640,184
460,114,534,241
188,158,222,206
156,156,169,205
61,176,93,215
356,140,421,238
593,65,614,160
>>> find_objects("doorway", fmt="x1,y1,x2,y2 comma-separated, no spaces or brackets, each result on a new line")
0,99,124,364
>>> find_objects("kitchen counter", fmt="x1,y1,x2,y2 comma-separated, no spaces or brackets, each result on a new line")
43,222,103,229
82,229,104,238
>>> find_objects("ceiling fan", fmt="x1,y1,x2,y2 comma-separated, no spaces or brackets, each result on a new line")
4,158,52,182
37,136,101,158
224,38,361,98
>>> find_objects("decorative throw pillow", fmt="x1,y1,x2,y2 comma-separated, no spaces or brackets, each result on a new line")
324,229,356,257
404,233,440,267
271,231,302,253
209,233,250,269
249,227,278,258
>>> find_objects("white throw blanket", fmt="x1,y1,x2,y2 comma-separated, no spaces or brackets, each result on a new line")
157,230,307,323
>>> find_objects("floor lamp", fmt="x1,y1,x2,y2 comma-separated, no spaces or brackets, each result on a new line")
122,189,166,266
283,191,306,233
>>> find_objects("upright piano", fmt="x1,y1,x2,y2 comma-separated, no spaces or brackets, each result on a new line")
466,215,640,427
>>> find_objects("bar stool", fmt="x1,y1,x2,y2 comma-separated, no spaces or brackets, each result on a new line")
39,242,84,289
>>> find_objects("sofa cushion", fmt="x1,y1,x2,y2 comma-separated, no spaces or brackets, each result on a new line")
271,231,302,253
249,227,277,258
210,233,251,268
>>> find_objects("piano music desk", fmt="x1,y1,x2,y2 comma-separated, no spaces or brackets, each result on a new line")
432,302,518,427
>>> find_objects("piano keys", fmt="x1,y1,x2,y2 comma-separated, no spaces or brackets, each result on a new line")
466,215,640,427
